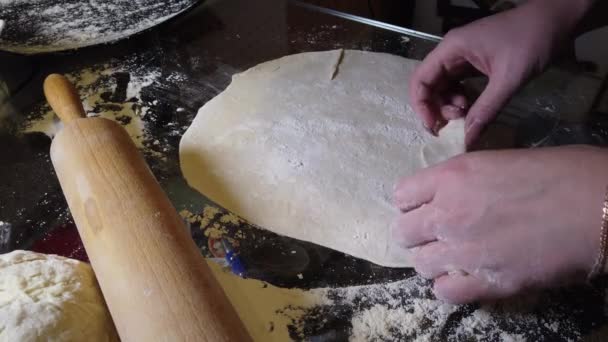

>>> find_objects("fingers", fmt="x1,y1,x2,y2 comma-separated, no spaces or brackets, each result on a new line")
392,204,438,248
409,43,470,133
449,93,468,109
412,242,493,304
412,241,470,279
433,273,491,304
464,75,519,146
393,165,441,212
439,90,469,120
440,104,466,120
408,81,439,135
408,49,448,132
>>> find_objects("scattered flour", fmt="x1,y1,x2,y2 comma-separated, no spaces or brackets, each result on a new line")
208,259,447,341
350,305,422,341
0,222,11,249
25,65,150,147
23,56,186,158
179,204,592,341
0,0,30,4
500,332,527,342
210,257,555,341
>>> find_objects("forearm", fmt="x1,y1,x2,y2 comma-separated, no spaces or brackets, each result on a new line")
524,0,596,42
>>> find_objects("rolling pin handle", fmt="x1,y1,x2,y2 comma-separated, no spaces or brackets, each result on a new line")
43,74,86,123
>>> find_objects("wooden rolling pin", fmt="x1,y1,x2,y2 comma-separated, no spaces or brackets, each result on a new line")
44,74,251,342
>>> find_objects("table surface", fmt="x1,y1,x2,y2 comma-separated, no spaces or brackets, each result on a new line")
1,0,608,340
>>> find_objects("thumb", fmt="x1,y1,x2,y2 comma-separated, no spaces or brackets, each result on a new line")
433,273,490,304
465,75,520,147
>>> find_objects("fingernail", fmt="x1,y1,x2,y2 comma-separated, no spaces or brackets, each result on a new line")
442,105,465,120
433,121,441,135
432,287,448,301
423,122,436,136
465,119,477,134
390,228,409,250
416,83,427,98
464,120,480,148
433,119,447,136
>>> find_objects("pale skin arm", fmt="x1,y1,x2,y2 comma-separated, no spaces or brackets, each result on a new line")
394,0,604,304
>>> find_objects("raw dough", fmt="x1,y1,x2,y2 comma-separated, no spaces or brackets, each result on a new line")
180,50,465,267
0,250,119,342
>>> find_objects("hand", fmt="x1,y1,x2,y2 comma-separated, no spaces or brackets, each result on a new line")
408,0,593,146
392,146,608,304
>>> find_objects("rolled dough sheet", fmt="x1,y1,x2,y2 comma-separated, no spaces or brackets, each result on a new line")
180,50,465,267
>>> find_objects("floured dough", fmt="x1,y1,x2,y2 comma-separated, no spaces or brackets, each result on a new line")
180,50,465,267
0,250,119,342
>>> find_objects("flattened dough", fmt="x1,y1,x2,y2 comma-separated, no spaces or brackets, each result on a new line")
180,50,465,267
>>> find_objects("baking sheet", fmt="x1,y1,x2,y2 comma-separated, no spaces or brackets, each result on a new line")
0,0,200,54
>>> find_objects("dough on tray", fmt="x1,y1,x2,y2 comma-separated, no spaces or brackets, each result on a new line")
180,50,465,267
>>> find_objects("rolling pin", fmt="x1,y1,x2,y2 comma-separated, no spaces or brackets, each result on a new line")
44,74,251,342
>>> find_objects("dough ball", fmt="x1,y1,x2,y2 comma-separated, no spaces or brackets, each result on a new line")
0,250,119,342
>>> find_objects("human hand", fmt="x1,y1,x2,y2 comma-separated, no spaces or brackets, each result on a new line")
408,0,593,146
392,146,608,304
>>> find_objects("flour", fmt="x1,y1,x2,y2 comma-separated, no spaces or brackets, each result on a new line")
26,65,151,148
320,275,456,341
0,221,9,247
24,55,185,159
450,298,582,342
188,205,552,341
350,305,423,341
208,256,586,341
